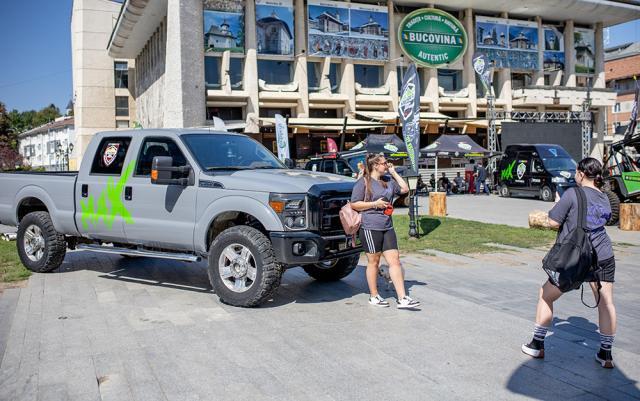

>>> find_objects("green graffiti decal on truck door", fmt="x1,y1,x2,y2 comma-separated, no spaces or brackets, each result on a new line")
80,161,135,230
501,160,516,181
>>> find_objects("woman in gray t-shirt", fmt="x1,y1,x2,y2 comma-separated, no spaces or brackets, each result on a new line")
522,158,617,369
350,153,419,309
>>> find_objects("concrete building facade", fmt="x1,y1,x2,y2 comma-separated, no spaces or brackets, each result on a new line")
605,41,640,139
71,0,137,169
70,0,640,164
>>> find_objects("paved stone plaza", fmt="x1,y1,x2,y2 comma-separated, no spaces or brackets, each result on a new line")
0,239,639,400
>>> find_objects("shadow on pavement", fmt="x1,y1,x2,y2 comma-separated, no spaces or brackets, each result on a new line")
506,316,640,400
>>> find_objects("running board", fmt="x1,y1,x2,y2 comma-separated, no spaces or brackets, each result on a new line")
76,244,201,262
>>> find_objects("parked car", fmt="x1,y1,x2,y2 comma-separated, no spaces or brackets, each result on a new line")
304,150,412,206
497,144,577,201
0,130,361,307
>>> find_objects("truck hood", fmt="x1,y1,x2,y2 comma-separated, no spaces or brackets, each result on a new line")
208,169,356,193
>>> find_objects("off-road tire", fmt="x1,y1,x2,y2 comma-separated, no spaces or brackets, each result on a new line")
540,186,554,202
16,211,66,273
302,254,359,281
604,189,621,226
207,226,283,307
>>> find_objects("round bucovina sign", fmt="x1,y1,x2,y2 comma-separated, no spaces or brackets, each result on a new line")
398,8,468,68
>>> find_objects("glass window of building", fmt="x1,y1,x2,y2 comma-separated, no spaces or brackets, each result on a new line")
205,56,221,89
259,107,292,118
576,75,593,88
397,66,425,94
114,62,128,88
511,72,532,90
207,107,244,121
229,58,244,90
354,64,383,88
258,60,293,85
115,96,129,117
328,63,340,91
438,69,462,92
116,120,130,129
308,62,340,92
309,109,338,118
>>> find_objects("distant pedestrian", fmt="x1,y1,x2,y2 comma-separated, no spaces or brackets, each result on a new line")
522,158,617,369
350,153,420,309
474,162,490,195
439,172,451,194
453,172,466,194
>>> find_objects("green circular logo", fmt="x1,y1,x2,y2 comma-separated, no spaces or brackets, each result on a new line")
398,8,468,68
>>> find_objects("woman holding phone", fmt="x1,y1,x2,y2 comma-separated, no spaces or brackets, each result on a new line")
350,153,420,309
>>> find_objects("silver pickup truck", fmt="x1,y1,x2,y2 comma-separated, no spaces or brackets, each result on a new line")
0,129,361,306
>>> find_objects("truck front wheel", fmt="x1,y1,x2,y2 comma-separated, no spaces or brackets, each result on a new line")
207,226,283,307
302,254,360,281
16,211,66,273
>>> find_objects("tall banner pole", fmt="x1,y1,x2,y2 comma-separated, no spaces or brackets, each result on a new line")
473,52,497,176
274,114,290,162
399,63,421,238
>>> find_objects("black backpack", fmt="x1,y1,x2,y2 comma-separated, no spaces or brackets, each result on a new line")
542,187,600,296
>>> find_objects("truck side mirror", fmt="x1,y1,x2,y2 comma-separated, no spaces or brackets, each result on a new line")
284,158,296,169
151,156,191,186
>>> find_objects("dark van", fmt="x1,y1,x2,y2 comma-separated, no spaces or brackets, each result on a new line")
497,144,577,201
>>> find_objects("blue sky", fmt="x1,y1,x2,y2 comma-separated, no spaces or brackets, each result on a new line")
350,10,389,31
0,0,637,113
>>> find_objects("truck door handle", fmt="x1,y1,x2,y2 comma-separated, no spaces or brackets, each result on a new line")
125,186,132,201
81,184,88,198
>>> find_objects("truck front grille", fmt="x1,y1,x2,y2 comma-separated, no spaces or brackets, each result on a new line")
319,193,351,235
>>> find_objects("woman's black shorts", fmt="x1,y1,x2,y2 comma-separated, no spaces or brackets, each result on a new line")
359,228,398,254
585,256,616,283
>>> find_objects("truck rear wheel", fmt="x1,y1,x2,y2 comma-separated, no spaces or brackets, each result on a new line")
16,211,66,273
207,226,283,307
499,185,511,198
604,189,621,226
302,254,359,281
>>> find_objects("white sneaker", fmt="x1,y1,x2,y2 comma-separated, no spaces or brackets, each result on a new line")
369,294,390,307
397,296,420,309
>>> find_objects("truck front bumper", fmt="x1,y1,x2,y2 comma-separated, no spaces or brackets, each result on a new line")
270,231,362,265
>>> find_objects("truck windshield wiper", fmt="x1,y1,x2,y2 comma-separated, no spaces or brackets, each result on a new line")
204,166,250,171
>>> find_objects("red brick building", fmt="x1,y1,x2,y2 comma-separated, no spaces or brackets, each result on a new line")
605,42,640,137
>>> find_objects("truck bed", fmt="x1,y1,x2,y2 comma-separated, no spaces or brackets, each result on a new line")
0,172,78,234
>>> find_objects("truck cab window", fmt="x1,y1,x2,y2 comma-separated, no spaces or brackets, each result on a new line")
90,137,132,175
135,137,188,176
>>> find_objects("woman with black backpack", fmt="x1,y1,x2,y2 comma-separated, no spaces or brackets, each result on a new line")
521,158,617,369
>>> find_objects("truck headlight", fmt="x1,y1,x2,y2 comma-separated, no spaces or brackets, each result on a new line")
269,194,308,230
551,177,567,183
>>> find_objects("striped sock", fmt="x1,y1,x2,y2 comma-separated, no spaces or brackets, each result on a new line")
600,333,615,351
533,324,549,342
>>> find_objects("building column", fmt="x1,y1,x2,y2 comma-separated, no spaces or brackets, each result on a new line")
563,20,576,87
163,0,206,128
244,0,260,132
425,68,439,113
341,61,356,113
498,12,512,112
534,16,545,86
594,22,606,89
294,0,309,117
386,1,399,112
462,8,477,117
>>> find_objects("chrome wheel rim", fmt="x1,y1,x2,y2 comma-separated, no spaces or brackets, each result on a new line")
542,188,551,200
23,225,45,262
218,243,257,293
501,186,509,196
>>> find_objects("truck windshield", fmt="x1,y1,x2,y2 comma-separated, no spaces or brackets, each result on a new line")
182,134,285,170
537,146,577,171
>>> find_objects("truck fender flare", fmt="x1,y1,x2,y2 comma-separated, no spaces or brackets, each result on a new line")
194,196,284,254
13,185,67,233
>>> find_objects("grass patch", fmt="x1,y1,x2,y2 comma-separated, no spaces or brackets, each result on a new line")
393,215,556,255
0,240,30,283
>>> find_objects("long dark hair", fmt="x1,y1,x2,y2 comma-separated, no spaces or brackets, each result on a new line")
577,157,604,188
362,153,387,201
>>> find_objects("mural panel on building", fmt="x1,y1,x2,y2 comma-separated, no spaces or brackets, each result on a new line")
475,16,538,70
307,0,388,61
203,0,245,53
543,25,565,72
574,27,595,75
256,0,294,56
